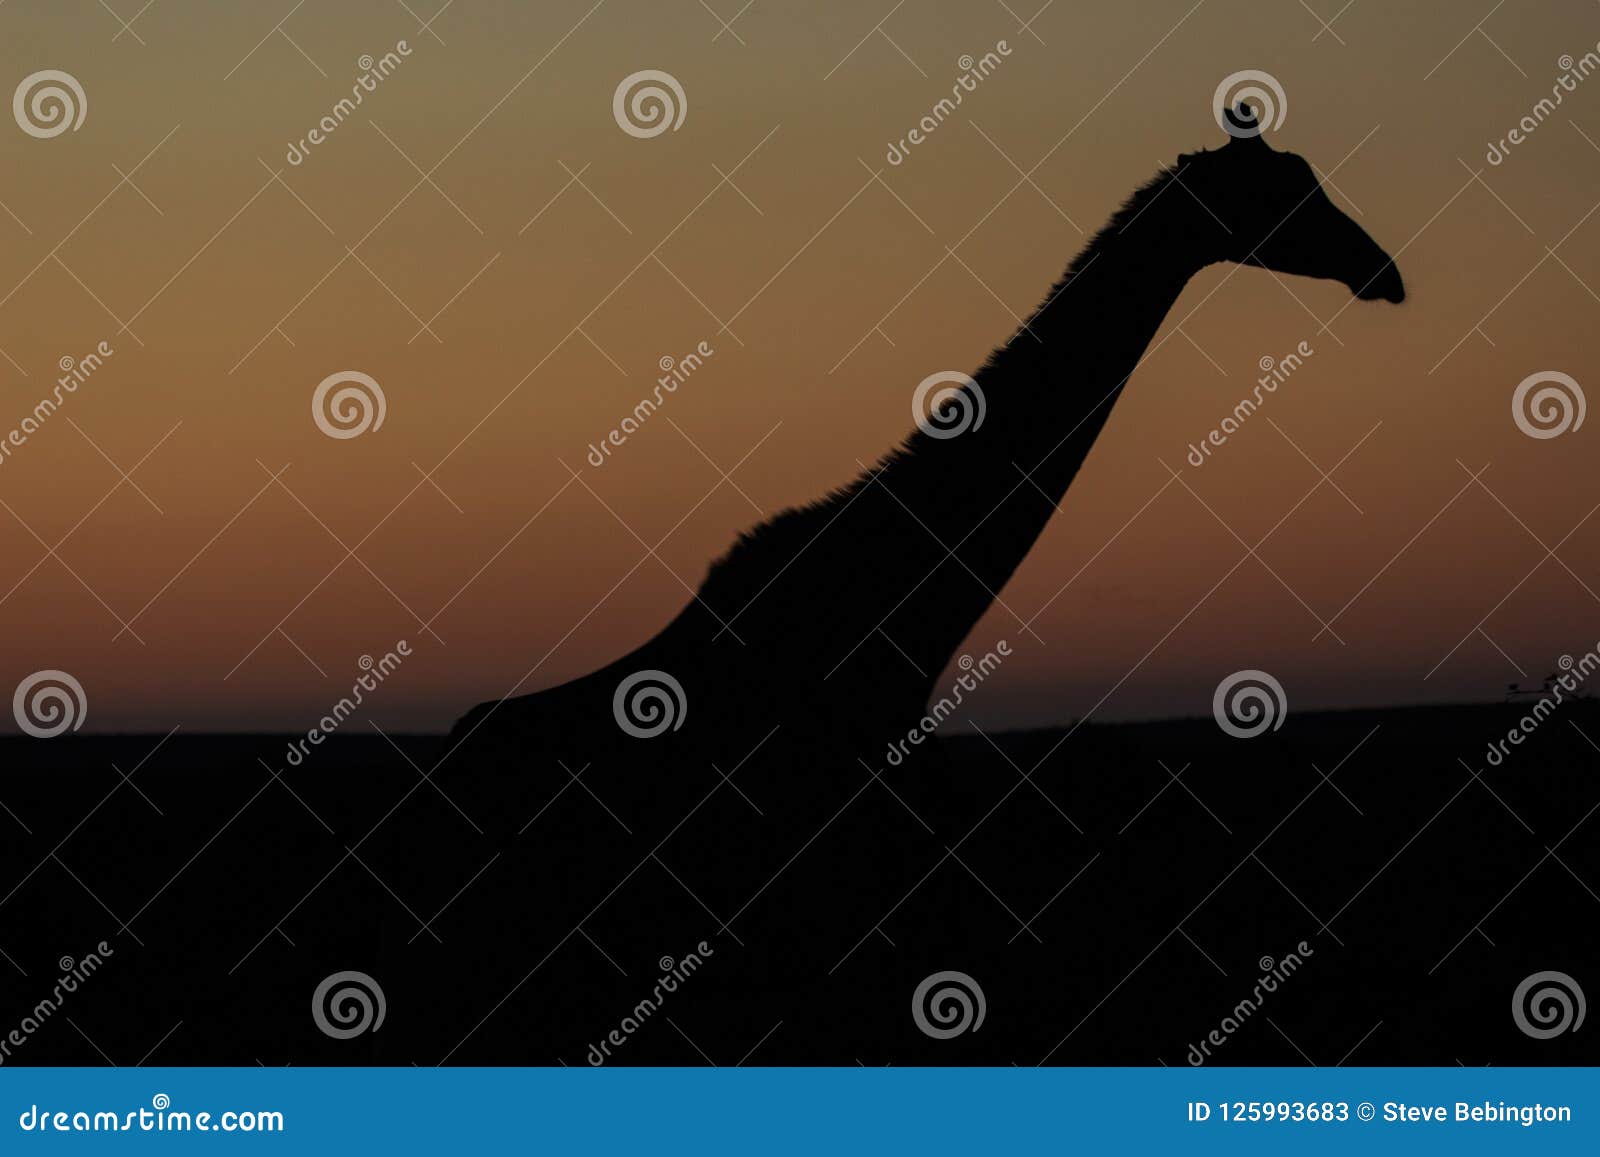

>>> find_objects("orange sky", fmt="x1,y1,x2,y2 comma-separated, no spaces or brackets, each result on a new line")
2,0,1598,732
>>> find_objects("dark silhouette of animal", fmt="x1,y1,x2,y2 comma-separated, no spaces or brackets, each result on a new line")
454,111,1402,758
139,109,1407,1065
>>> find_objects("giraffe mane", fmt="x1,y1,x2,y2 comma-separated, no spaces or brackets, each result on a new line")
703,161,1186,583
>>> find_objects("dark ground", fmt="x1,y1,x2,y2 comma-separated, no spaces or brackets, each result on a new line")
0,701,1595,1066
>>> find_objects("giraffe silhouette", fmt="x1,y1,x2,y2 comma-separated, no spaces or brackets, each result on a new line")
341,108,1407,1064
450,109,1401,762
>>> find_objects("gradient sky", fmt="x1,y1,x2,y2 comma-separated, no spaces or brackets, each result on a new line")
1,0,1598,732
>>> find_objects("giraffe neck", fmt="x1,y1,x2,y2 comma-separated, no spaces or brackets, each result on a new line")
863,168,1218,693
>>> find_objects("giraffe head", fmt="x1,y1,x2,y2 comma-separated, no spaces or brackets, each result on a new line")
1179,105,1405,303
